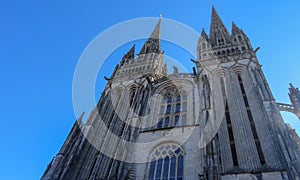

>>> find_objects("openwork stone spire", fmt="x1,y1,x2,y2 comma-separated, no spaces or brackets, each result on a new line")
120,44,135,66
231,21,243,36
200,28,209,41
209,6,231,47
139,18,162,55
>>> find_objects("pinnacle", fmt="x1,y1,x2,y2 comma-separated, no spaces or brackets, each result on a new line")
149,18,161,40
138,18,162,55
201,28,208,38
232,21,244,36
125,44,135,58
120,44,135,65
209,6,230,46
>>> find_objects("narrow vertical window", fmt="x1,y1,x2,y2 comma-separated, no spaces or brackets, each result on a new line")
175,103,181,113
220,77,239,167
163,157,169,179
177,155,183,179
237,75,266,165
148,160,156,180
166,105,171,114
157,118,163,129
164,117,170,128
170,156,176,179
176,95,181,102
155,158,163,179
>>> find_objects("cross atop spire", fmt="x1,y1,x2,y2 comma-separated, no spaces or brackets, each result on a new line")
139,18,162,55
209,6,231,47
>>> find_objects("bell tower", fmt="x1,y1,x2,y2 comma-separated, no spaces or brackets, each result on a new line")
196,6,300,179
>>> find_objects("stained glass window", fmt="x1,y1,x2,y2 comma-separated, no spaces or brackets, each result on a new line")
166,105,171,114
155,91,188,129
157,118,163,129
175,103,181,113
148,144,184,180
164,117,170,128
174,116,179,126
176,95,181,102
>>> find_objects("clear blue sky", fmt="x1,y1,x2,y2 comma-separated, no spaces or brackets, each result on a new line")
1,1,300,179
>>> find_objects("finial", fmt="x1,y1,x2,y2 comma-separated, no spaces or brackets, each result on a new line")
159,14,162,19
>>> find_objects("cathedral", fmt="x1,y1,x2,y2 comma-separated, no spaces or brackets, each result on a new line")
42,7,300,180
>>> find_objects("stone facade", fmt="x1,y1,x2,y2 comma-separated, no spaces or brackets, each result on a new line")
42,7,300,180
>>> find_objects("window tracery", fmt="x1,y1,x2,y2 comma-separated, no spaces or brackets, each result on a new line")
148,144,184,180
156,90,188,129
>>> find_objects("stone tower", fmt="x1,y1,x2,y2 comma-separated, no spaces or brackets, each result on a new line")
42,7,300,180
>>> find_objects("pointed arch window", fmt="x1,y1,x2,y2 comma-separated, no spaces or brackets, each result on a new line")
164,116,170,128
166,105,171,114
157,118,163,129
167,96,172,103
238,35,243,43
176,95,181,102
155,91,188,129
175,103,181,113
148,144,184,180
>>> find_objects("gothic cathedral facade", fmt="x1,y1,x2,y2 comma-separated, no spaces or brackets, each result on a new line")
42,7,300,180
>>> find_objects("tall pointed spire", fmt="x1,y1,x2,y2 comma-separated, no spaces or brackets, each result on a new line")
200,28,209,41
231,21,243,36
209,6,231,47
139,18,162,55
149,17,161,40
120,45,135,66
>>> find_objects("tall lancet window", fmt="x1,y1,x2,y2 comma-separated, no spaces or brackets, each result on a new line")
129,87,137,107
148,144,184,180
237,75,266,165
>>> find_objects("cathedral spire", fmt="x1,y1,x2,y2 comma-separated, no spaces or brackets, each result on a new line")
120,44,135,66
149,17,161,40
231,21,242,35
139,18,162,55
200,28,209,41
209,6,231,47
